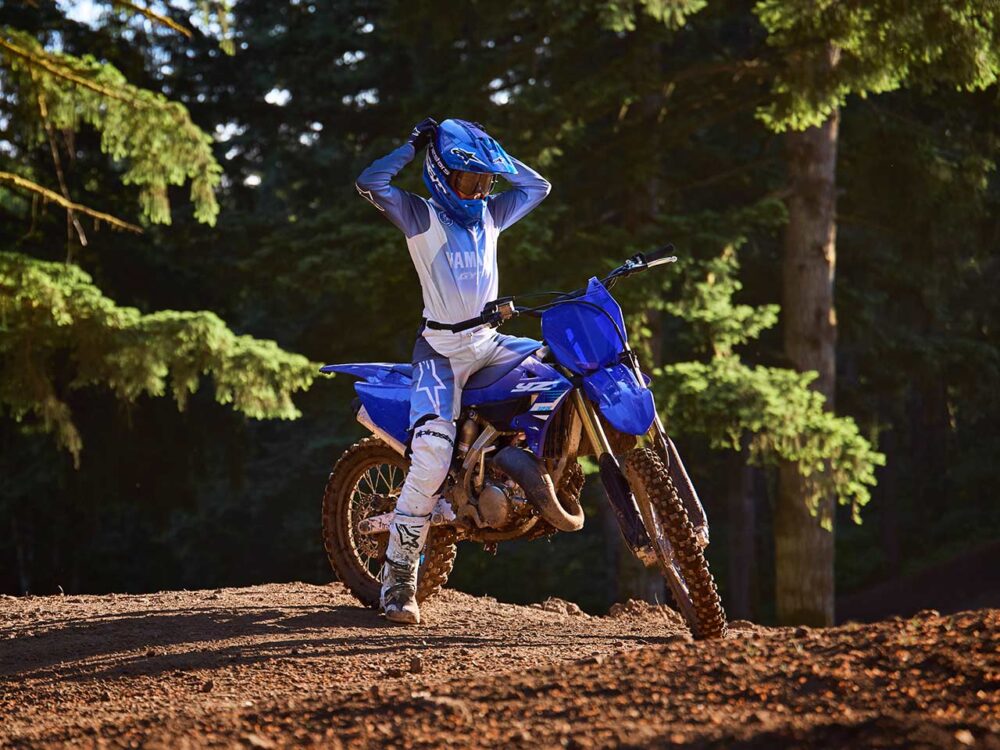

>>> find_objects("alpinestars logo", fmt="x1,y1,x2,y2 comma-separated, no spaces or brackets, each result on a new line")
450,147,488,168
415,360,448,416
425,159,452,195
414,428,454,445
396,524,422,551
355,183,385,212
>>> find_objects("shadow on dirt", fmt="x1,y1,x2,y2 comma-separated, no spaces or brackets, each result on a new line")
2,602,657,685
1,604,397,679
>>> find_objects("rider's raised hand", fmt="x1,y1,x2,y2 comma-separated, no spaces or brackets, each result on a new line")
407,118,438,151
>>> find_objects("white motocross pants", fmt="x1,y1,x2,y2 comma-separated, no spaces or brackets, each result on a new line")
394,325,530,518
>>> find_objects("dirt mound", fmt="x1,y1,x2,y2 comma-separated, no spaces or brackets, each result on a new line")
2,584,996,748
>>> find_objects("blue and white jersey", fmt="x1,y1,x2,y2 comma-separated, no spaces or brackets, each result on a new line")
356,143,550,330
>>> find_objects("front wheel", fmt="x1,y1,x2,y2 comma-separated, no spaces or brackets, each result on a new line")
623,447,727,639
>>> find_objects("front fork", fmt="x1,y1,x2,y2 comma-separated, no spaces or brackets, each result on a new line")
572,386,709,564
622,343,710,546
646,412,710,546
571,389,653,558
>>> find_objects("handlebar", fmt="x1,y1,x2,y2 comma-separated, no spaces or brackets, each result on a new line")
641,243,677,266
438,243,678,332
608,243,677,281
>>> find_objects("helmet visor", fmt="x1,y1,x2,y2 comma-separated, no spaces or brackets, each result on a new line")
448,170,496,200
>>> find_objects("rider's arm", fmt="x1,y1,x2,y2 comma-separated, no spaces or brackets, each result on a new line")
355,143,431,237
487,156,551,232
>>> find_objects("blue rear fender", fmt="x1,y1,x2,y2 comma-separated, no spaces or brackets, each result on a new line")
354,381,411,447
320,362,411,384
321,363,412,447
582,362,655,435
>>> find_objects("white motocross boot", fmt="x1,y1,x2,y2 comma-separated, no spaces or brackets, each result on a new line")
380,511,430,625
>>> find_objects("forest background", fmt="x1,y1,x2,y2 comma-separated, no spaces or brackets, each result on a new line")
2,0,998,626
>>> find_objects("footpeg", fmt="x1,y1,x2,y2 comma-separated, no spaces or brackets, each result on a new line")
358,498,456,535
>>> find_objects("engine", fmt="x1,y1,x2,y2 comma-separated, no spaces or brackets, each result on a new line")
476,481,515,527
449,412,532,531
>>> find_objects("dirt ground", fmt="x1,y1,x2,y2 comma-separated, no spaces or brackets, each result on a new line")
1,583,997,748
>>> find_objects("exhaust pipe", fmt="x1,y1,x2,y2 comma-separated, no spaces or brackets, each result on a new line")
492,447,584,532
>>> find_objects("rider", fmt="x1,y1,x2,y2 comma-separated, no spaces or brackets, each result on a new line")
355,118,550,624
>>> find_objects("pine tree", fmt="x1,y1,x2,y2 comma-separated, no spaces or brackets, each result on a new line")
610,0,998,624
753,0,1000,625
0,4,314,467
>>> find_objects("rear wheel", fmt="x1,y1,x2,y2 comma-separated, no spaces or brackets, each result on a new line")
321,436,457,608
623,447,727,639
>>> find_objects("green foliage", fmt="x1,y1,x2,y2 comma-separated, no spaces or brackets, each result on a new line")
655,246,885,525
0,252,315,465
601,0,707,31
0,27,221,224
0,4,314,473
754,0,1000,130
661,358,884,525
664,245,779,358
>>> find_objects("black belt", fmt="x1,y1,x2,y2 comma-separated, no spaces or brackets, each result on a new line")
421,317,450,331
421,316,484,333
420,298,515,333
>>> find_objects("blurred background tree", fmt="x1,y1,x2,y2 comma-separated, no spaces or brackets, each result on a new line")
1,0,996,625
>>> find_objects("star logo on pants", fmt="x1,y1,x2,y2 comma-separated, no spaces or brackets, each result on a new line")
396,524,422,551
416,360,447,416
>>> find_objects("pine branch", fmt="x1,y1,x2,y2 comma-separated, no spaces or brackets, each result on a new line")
1,253,316,464
0,171,142,233
111,1,193,38
35,88,88,250
0,35,140,106
0,28,221,225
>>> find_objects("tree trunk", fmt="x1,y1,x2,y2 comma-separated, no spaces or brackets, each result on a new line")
878,426,901,578
12,515,32,595
775,102,840,627
727,439,756,620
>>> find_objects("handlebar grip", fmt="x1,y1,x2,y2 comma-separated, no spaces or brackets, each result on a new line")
642,243,675,264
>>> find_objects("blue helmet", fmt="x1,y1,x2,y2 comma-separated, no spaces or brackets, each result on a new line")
423,119,517,226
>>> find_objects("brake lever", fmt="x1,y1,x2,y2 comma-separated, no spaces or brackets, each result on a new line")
624,251,678,273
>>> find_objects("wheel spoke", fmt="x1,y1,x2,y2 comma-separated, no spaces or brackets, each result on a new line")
358,469,377,497
345,460,404,577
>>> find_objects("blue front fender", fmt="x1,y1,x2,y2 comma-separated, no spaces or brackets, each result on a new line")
582,362,656,435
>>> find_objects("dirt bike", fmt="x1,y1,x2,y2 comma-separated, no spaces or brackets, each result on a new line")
320,246,727,639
